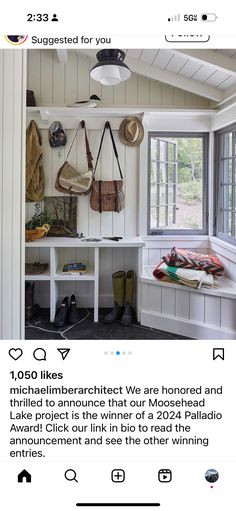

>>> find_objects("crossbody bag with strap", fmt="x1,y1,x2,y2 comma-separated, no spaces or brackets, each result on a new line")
90,121,125,213
55,120,94,195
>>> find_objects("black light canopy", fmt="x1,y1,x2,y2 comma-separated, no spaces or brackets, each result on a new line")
90,49,131,86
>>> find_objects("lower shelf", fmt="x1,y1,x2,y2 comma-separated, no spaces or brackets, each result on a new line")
54,267,95,281
25,269,50,281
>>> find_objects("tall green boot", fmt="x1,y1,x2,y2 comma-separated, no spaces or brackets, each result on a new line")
121,270,135,326
104,271,126,324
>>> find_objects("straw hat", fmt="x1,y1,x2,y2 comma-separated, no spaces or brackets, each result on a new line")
119,117,144,147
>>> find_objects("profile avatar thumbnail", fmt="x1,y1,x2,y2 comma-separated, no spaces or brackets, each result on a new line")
5,35,28,45
205,468,219,483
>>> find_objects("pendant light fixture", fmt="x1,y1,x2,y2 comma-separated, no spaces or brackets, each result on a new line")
90,49,131,86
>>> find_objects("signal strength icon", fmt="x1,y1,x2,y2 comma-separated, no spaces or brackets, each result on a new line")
168,14,181,22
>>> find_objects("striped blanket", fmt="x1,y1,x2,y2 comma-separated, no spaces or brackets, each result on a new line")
153,262,216,289
162,247,224,275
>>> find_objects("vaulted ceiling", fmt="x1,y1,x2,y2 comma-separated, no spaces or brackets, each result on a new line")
125,49,236,103
58,49,236,106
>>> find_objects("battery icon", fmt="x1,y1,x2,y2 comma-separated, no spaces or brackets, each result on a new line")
201,13,217,21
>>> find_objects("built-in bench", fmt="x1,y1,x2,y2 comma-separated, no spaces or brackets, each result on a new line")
139,263,236,340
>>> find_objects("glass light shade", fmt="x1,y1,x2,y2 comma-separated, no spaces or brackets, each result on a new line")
90,64,131,86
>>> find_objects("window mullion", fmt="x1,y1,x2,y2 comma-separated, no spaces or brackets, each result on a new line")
165,142,168,226
232,133,236,237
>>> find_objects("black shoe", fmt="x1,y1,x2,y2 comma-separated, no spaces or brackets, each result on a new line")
54,297,69,328
25,304,40,322
25,281,40,322
121,304,134,326
104,303,124,324
68,294,80,325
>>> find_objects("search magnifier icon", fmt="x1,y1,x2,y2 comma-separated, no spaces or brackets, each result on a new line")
65,469,78,482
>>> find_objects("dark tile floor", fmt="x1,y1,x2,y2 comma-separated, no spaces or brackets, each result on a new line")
25,308,191,340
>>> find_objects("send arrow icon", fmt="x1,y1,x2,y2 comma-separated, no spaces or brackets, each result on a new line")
57,348,71,360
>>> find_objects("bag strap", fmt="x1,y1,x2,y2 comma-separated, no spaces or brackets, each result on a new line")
65,120,93,171
99,180,102,213
94,121,123,180
114,180,119,212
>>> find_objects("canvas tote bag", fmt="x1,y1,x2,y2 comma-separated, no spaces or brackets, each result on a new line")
55,120,94,195
90,121,125,213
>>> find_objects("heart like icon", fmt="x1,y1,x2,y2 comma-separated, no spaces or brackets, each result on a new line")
9,348,23,361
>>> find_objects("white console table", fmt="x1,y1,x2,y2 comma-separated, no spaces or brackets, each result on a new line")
25,237,144,322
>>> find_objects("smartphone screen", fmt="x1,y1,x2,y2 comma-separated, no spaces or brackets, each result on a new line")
0,2,236,510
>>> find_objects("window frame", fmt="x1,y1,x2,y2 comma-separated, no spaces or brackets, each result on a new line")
147,131,209,236
215,122,236,246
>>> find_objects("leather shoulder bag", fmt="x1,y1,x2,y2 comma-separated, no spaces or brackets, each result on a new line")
90,121,125,213
55,120,94,195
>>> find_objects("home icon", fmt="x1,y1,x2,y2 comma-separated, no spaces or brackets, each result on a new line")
17,469,31,483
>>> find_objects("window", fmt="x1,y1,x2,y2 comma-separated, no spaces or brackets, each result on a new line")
148,132,208,234
216,124,236,244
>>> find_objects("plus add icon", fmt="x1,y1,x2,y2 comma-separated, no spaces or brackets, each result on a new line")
111,469,125,483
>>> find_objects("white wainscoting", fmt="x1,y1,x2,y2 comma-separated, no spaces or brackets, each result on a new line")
139,237,236,339
0,50,26,340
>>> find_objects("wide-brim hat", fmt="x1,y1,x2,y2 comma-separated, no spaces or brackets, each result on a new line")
119,117,144,147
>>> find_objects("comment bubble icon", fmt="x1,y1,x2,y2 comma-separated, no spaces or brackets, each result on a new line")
33,348,47,361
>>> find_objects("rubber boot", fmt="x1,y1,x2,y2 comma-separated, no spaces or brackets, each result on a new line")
104,271,126,324
54,297,69,328
121,270,135,326
68,294,80,325
25,281,40,322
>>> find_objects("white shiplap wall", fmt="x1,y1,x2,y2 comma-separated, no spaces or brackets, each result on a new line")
25,120,139,307
25,122,138,236
0,49,26,339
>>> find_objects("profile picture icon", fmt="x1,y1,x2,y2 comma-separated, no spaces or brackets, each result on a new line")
5,35,28,45
205,468,219,483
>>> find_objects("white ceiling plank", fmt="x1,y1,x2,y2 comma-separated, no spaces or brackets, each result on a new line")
191,66,217,83
205,70,232,88
173,49,236,77
217,75,236,90
152,50,174,69
126,49,143,60
178,60,202,78
140,49,158,64
56,50,68,65
124,56,222,101
76,49,223,101
166,54,188,74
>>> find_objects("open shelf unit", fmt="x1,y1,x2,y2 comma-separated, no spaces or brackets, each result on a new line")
25,237,144,323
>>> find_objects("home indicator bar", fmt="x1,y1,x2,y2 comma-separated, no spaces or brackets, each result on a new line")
76,505,161,507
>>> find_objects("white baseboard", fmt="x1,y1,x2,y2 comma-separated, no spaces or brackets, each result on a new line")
141,310,236,340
